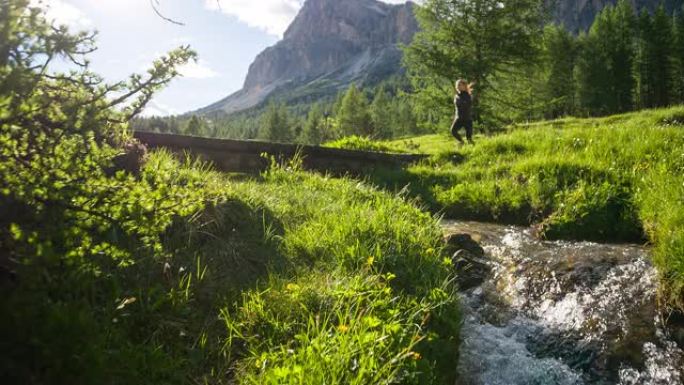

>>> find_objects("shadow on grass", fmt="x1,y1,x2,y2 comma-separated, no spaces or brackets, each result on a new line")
365,166,450,211
363,166,532,228
365,162,645,244
430,151,467,166
163,197,288,303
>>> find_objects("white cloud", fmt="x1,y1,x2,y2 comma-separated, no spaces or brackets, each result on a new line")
206,0,303,36
178,60,219,79
142,100,178,117
206,0,413,37
30,0,93,28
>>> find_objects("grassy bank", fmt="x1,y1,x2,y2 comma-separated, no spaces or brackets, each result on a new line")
353,106,684,311
1,151,460,384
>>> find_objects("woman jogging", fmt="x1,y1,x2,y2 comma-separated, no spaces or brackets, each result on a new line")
451,79,475,145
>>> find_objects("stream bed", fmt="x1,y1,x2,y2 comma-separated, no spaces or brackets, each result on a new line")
443,221,684,385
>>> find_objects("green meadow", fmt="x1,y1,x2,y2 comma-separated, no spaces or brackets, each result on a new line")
345,107,684,311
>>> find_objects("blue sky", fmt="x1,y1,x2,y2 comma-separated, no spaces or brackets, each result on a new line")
33,0,409,116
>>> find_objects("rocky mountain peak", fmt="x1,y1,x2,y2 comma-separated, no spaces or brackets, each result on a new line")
283,0,397,41
200,0,418,116
241,0,416,91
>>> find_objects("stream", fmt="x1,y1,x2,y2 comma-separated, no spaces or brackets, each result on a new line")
443,221,684,385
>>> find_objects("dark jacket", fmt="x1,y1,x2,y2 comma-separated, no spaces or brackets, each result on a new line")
454,91,472,121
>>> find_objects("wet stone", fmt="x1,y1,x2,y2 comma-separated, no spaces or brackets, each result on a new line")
445,233,490,290
665,310,684,350
445,232,486,257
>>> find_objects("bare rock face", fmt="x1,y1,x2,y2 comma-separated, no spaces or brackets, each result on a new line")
247,0,417,89
200,0,418,115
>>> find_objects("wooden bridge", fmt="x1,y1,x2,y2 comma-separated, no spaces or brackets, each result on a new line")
133,131,428,174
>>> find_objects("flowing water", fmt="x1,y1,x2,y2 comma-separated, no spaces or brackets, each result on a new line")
442,221,684,385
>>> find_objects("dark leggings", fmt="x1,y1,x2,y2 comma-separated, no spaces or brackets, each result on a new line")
451,118,473,143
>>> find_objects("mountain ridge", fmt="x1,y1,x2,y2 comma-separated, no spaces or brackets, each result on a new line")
197,0,682,117
197,0,417,116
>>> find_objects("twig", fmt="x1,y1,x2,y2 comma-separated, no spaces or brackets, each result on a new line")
150,0,185,26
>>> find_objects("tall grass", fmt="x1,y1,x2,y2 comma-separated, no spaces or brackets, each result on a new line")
1,151,460,384
366,106,684,311
324,135,406,153
218,161,460,384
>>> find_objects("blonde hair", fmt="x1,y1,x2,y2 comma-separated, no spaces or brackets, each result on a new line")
455,79,472,94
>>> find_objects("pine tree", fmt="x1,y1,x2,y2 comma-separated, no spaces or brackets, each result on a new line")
404,0,546,127
651,5,675,107
543,24,578,117
634,10,653,108
332,89,346,118
576,2,635,115
261,102,293,142
337,84,372,137
394,98,419,136
300,103,324,145
185,115,205,136
576,29,611,115
633,7,674,109
673,10,684,103
610,0,637,112
370,87,393,139
290,117,303,142
635,9,656,108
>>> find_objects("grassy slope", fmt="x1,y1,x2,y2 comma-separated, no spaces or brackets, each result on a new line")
1,151,460,384
222,166,460,384
364,106,684,310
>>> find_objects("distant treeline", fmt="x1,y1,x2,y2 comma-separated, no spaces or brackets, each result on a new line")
536,2,684,118
132,76,425,144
